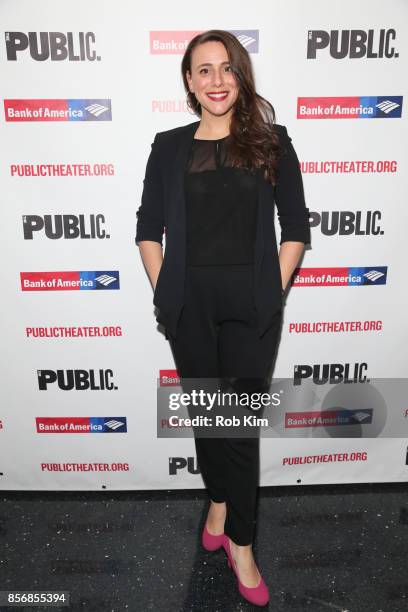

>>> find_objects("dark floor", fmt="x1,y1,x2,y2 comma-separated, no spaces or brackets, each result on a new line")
0,483,407,612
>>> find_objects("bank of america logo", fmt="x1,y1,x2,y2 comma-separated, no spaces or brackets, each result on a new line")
95,273,117,286
376,100,400,114
85,103,110,117
230,30,259,53
236,34,256,48
101,417,127,432
150,30,259,55
363,270,385,282
105,419,125,430
297,96,402,119
4,98,113,122
351,411,372,423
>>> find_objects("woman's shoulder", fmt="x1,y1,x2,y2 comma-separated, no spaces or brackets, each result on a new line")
154,120,199,146
273,123,289,138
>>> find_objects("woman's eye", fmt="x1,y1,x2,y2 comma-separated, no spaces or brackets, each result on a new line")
198,65,231,75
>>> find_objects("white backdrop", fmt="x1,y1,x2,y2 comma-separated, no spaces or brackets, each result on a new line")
1,0,407,490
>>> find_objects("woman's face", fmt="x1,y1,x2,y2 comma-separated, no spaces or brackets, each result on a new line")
186,40,238,117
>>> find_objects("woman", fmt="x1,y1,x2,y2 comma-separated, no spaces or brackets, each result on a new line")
136,29,311,607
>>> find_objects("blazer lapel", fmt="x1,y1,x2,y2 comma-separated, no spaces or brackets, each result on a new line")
160,120,199,334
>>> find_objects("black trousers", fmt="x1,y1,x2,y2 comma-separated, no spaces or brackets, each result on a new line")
167,264,282,546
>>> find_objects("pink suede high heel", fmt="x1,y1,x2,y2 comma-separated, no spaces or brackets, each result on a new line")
222,534,269,607
202,523,224,551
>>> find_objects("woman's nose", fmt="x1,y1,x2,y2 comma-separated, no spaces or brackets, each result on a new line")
211,69,224,87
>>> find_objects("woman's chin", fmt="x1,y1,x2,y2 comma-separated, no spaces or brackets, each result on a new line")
201,103,235,117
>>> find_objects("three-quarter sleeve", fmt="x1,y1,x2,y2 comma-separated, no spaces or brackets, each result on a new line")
135,133,165,246
274,125,311,246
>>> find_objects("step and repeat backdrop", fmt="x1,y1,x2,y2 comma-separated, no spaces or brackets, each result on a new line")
1,0,407,490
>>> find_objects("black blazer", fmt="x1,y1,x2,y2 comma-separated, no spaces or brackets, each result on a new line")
135,120,311,339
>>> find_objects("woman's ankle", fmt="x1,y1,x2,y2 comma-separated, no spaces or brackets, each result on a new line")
210,499,226,507
229,538,253,556
209,500,226,515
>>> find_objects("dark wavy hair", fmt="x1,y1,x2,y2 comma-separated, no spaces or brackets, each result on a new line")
181,29,283,186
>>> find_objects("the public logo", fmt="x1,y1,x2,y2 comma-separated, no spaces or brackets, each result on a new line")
307,29,398,59
23,214,109,240
169,457,200,475
293,362,369,385
5,31,100,61
37,369,117,391
309,210,383,236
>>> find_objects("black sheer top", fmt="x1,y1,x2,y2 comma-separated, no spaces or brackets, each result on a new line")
184,135,258,265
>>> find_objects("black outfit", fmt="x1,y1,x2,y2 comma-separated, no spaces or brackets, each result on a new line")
166,135,281,545
135,121,311,340
184,135,258,265
135,121,311,546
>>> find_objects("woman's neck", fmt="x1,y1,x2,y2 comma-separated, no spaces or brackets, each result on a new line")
196,113,231,140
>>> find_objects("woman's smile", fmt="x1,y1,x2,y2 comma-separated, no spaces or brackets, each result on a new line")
206,91,229,102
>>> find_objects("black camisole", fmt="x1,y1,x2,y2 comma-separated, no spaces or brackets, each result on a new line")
184,135,259,265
